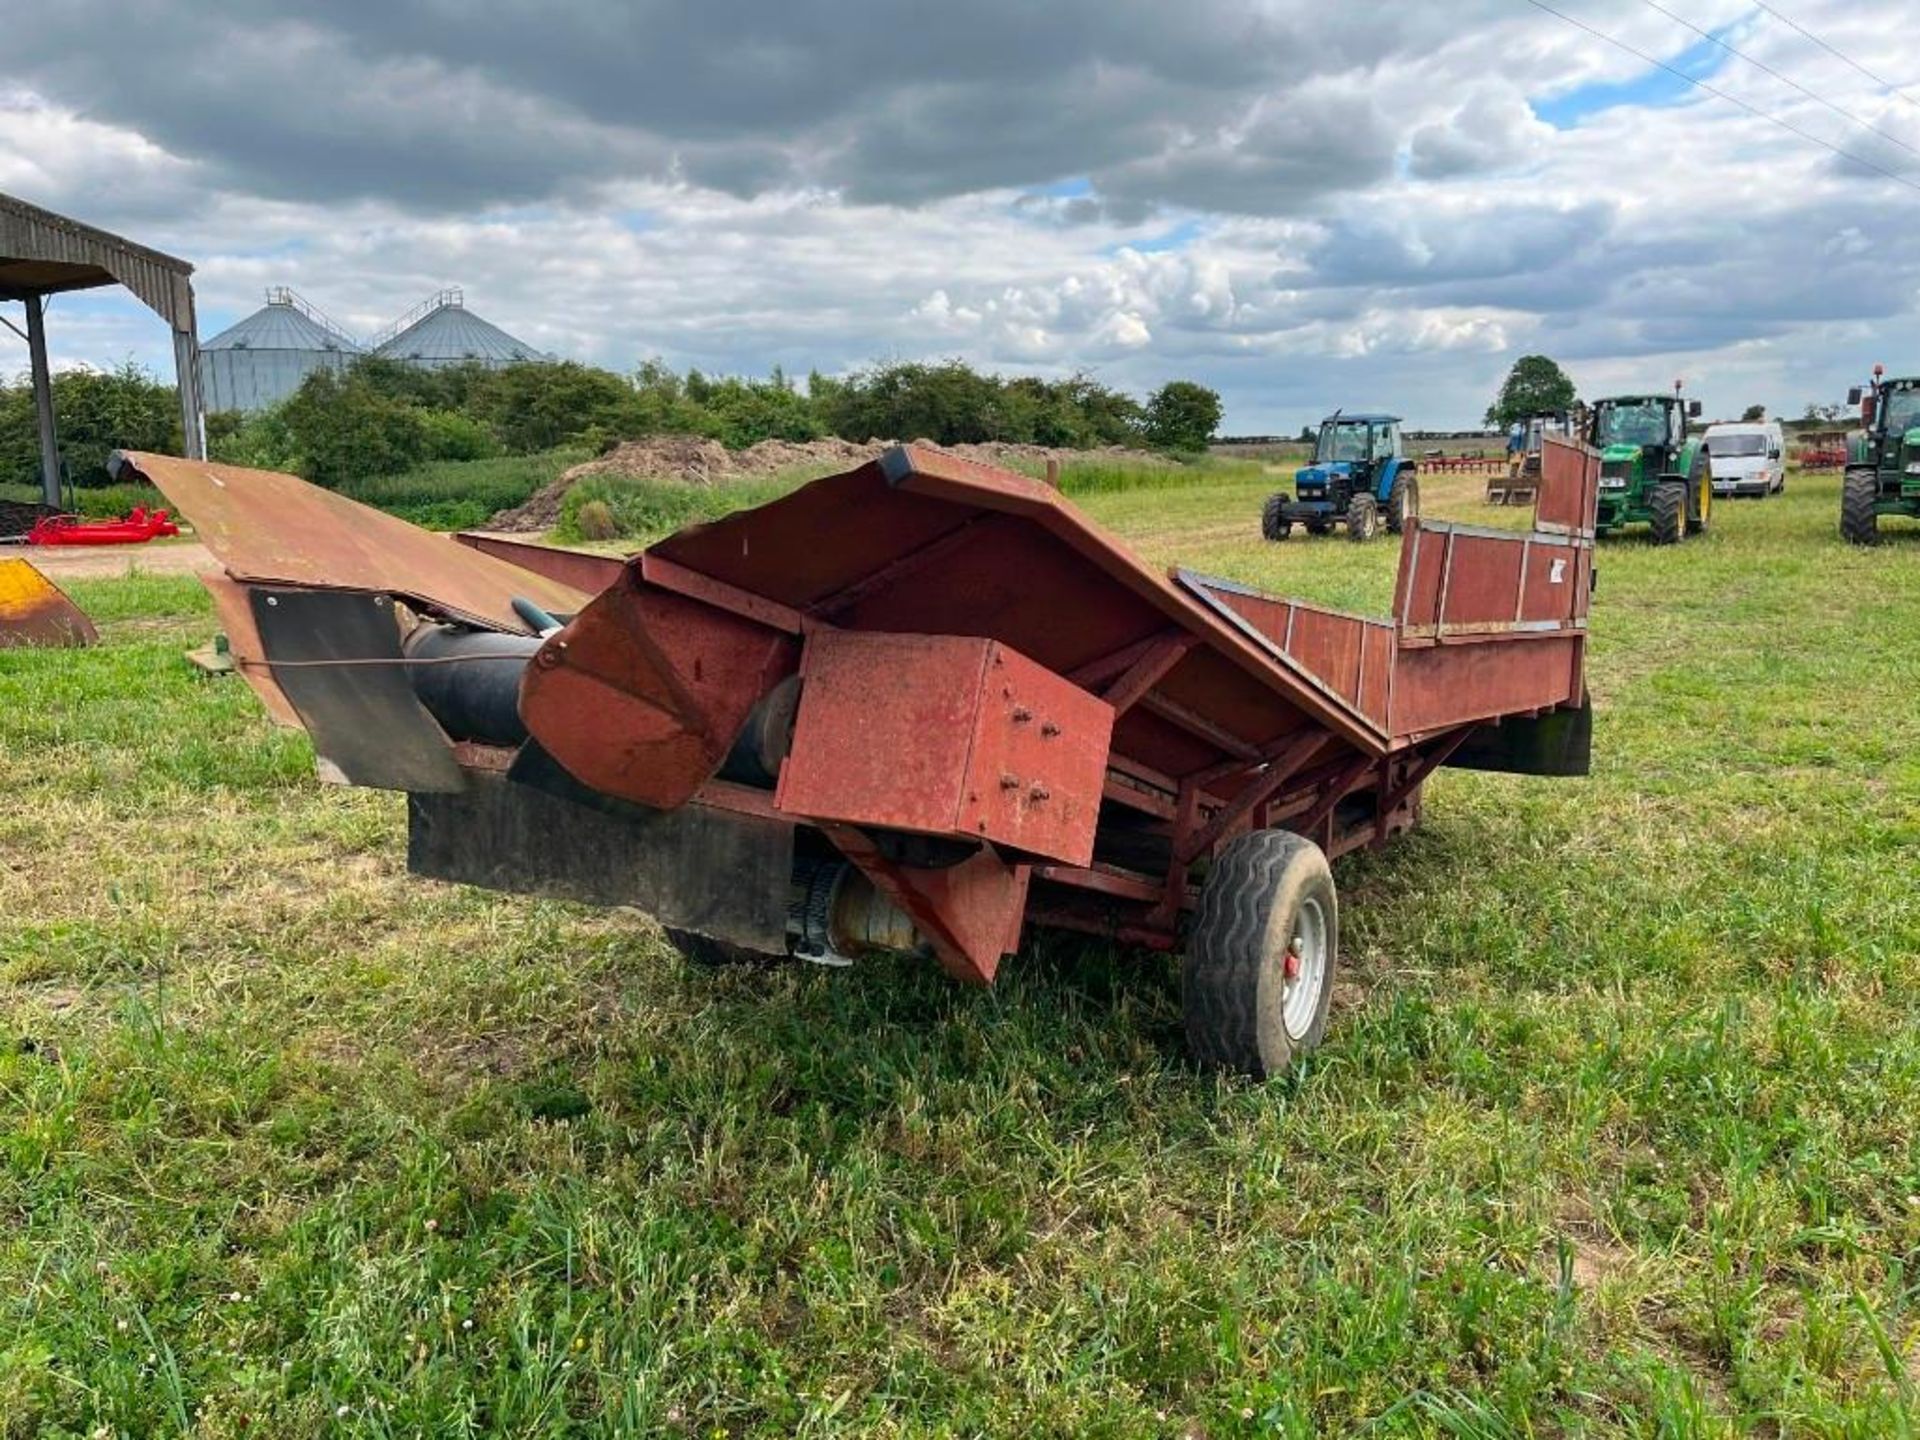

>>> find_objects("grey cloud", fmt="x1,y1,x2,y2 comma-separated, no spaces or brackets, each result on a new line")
3,0,1538,214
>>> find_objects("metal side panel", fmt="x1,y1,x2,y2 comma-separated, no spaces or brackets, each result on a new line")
250,586,466,793
112,450,588,631
408,770,794,952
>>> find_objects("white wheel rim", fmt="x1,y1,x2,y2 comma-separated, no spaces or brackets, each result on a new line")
1281,895,1329,1039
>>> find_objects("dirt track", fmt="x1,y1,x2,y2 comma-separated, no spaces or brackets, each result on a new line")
13,539,216,580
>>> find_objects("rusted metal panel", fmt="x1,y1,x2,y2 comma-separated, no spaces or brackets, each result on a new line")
776,630,1114,867
1390,634,1586,737
1397,526,1586,639
114,452,587,633
650,445,1381,754
1534,434,1601,537
822,823,1030,985
0,557,96,648
518,569,799,810
453,532,626,597
198,574,299,727
1172,573,1392,734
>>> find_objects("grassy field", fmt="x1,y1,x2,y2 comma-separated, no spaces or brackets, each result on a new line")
554,455,1265,544
3,464,1918,1436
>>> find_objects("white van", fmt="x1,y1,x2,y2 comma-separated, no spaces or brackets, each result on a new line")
1704,421,1786,497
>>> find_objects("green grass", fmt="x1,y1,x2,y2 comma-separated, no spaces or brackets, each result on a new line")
554,470,814,544
3,468,1919,1436
337,450,591,531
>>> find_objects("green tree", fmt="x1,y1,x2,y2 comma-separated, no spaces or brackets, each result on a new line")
1741,404,1767,422
1485,355,1577,428
0,360,180,488
464,361,639,454
1144,380,1222,453
279,367,428,488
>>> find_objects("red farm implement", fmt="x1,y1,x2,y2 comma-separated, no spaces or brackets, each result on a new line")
1796,431,1847,472
1420,450,1502,475
112,439,1600,1076
25,507,180,546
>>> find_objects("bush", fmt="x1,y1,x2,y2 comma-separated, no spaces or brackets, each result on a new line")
418,409,500,463
554,473,802,543
690,368,825,448
280,368,428,488
1144,381,1223,453
572,499,618,541
464,362,640,454
338,450,587,530
0,360,181,488
207,409,300,472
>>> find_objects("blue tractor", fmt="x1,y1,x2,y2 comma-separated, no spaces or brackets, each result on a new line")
1261,412,1420,542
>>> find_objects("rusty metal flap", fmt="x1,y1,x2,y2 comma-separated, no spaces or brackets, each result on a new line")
649,444,1382,758
112,451,588,633
453,531,625,598
0,557,96,648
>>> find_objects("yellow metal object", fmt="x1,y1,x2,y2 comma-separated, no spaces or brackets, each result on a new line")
0,556,97,648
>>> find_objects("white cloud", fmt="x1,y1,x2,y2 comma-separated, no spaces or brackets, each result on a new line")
1,0,1917,431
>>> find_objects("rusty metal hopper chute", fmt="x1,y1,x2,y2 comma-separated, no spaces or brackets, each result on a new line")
112,441,1600,1065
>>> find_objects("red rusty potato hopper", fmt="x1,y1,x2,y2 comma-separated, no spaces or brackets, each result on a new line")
111,440,1601,1076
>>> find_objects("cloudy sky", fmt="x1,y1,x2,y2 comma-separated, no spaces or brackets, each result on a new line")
3,0,1917,432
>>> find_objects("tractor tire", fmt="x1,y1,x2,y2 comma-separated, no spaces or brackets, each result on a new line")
1183,829,1338,1078
663,927,780,968
1841,468,1879,546
1648,481,1686,546
1261,493,1292,542
1346,493,1381,542
1686,454,1711,536
1386,471,1419,534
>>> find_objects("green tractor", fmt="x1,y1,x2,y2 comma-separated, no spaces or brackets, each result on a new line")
1590,386,1710,544
1840,365,1920,545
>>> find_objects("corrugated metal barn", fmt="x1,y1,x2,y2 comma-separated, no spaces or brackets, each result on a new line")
0,190,204,503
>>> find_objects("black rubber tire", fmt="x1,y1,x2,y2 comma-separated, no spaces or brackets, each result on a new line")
1346,493,1380,542
1841,468,1879,546
1648,480,1685,546
663,926,779,968
1261,493,1292,542
1385,470,1419,534
1183,830,1338,1077
1686,453,1711,536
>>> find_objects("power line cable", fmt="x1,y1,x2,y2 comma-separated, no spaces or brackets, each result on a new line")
1522,0,1920,197
1750,0,1920,113
1636,0,1920,160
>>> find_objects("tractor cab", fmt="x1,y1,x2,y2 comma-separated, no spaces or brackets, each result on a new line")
1260,412,1418,543
1589,389,1708,544
1840,367,1920,543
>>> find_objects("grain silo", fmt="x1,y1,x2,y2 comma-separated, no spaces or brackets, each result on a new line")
199,288,361,413
369,287,547,369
